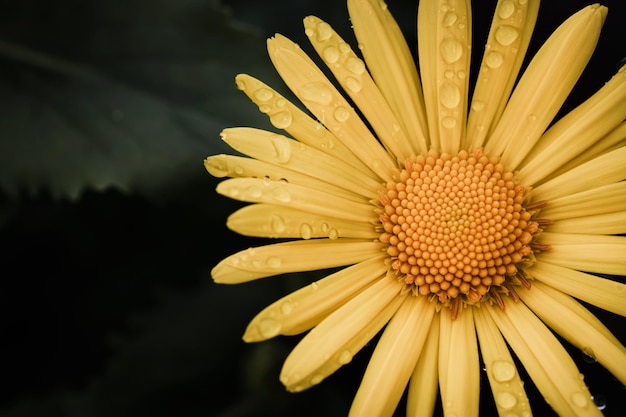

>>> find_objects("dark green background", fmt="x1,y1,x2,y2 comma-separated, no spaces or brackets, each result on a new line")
0,1,624,416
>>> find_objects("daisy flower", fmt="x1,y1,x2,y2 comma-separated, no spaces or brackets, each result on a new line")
206,0,626,416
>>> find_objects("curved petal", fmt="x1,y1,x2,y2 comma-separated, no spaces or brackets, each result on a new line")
348,0,429,155
212,239,383,283
349,296,436,417
418,0,471,154
485,302,602,417
546,210,626,235
406,317,439,417
439,307,480,417
486,5,607,170
474,307,531,416
518,282,626,385
280,275,405,392
243,256,387,341
465,0,540,150
539,181,626,221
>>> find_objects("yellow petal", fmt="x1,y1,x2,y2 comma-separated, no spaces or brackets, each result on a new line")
486,5,607,170
539,181,626,221
235,74,375,178
212,239,383,283
547,210,626,235
418,0,471,154
538,232,626,276
439,307,480,417
347,0,429,155
465,0,540,150
473,307,531,416
280,275,405,392
227,204,378,240
406,317,439,417
518,282,626,385
304,15,417,160
519,64,626,186
267,34,397,181
485,302,602,417
526,261,626,317
243,256,387,341
349,296,436,417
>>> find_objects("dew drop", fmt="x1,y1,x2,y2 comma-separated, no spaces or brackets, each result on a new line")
582,346,597,363
258,105,271,114
442,11,457,27
234,165,244,175
495,25,519,46
441,117,457,129
272,187,291,203
592,394,607,410
281,301,293,315
291,384,305,393
270,214,286,234
300,82,334,105
345,77,362,93
310,282,319,291
457,70,466,79
496,392,518,409
270,111,293,129
378,0,387,10
204,157,228,177
571,392,589,408
528,114,537,122
334,106,350,122
472,100,485,111
246,185,262,199
346,57,366,75
485,51,504,69
276,98,287,107
491,360,516,382
338,350,353,365
440,83,461,109
316,22,333,42
235,78,246,90
258,318,282,338
300,223,313,239
328,229,338,239
441,38,464,64
339,42,351,54
270,135,292,163
444,70,454,79
310,374,324,385
323,46,339,64
498,0,516,19
321,223,330,233
254,88,274,102
267,256,282,268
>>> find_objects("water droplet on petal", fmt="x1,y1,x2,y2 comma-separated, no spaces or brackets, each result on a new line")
323,46,339,63
281,301,293,315
498,0,516,19
592,394,607,410
328,229,338,239
345,77,362,93
485,51,504,69
495,25,519,46
270,111,293,129
310,374,324,385
472,100,485,111
571,392,589,408
272,187,291,203
582,346,597,363
270,214,286,234
254,88,274,102
442,11,457,27
492,360,516,382
441,38,464,63
339,42,351,54
235,78,246,90
334,106,350,122
346,57,365,75
338,350,353,364
321,223,330,233
440,83,461,109
496,391,517,409
258,318,282,338
316,22,333,42
441,117,457,129
246,185,262,198
258,105,271,114
378,0,387,10
300,223,313,239
300,82,334,105
234,165,244,175
270,135,292,163
276,98,287,107
267,256,282,268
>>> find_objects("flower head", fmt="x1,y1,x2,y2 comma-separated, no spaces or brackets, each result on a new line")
207,0,626,416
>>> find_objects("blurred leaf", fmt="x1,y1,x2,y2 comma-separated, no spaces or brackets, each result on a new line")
0,0,278,200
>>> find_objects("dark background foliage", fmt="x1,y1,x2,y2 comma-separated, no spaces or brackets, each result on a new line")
0,0,624,416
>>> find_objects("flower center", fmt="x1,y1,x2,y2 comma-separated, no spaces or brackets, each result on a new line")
379,150,541,310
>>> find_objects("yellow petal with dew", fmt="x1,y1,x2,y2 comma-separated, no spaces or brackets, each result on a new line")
486,302,602,417
212,239,383,284
486,5,607,170
519,64,626,186
406,317,439,417
439,306,479,417
235,74,375,178
518,282,626,385
537,232,626,276
267,34,397,181
304,15,417,160
349,296,436,417
216,177,376,223
546,210,626,235
530,145,626,202
280,275,405,392
418,0,471,154
474,307,531,417
243,256,387,341
221,127,380,196
227,204,378,240
348,0,429,155
527,261,626,317
539,181,626,221
465,0,540,150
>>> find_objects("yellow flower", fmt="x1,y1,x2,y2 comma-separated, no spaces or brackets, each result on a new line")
206,0,626,416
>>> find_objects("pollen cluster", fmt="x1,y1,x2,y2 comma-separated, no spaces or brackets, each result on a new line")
379,150,539,306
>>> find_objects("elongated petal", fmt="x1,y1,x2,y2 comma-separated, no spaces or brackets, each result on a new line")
406,317,439,417
518,282,626,385
486,5,607,169
486,302,602,417
539,181,626,221
418,0,471,154
349,296,436,417
221,127,380,196
547,210,626,234
527,261,626,317
212,239,383,283
537,232,626,275
474,307,531,416
243,256,387,341
216,178,376,223
348,0,429,155
439,307,479,417
280,276,405,392
519,64,626,186
227,204,378,240
531,146,626,202
235,74,375,178
465,0,540,150
304,15,417,160
267,34,397,181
